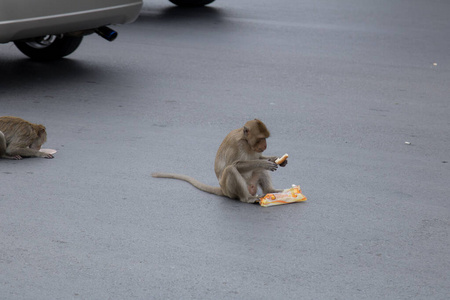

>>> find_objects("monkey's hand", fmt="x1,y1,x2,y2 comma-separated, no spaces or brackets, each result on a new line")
261,160,278,172
266,156,278,162
279,159,288,167
275,154,288,167
38,152,54,159
273,158,288,167
266,156,288,167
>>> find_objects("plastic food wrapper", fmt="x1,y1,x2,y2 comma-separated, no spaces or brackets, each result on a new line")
259,185,307,207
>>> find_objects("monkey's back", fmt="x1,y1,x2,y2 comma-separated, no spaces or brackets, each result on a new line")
214,127,257,180
0,116,43,145
214,128,241,179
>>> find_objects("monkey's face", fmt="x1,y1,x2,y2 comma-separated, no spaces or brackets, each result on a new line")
29,131,47,150
243,120,270,153
252,137,267,153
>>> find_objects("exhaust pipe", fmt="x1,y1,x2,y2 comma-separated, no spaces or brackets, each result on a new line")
95,26,118,42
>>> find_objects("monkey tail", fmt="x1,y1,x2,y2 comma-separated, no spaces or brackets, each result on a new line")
151,172,225,196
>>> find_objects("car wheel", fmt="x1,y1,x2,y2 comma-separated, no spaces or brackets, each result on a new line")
169,0,215,7
14,35,83,61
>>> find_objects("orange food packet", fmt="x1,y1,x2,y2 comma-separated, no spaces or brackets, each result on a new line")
259,185,307,207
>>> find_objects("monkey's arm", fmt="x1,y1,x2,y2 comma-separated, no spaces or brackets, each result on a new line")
260,155,288,167
232,160,278,173
7,145,53,159
260,155,278,162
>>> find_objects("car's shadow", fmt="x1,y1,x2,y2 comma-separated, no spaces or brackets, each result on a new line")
0,57,109,98
1,57,87,78
0,5,232,97
137,5,230,29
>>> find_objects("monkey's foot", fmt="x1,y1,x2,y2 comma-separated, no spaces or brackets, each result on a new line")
1,154,22,160
241,196,260,204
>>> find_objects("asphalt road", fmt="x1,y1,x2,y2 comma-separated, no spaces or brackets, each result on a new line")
1,0,450,299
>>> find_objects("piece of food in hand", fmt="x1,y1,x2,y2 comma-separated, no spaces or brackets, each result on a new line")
275,153,288,165
40,148,57,155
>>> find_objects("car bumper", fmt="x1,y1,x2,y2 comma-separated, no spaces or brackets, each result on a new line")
0,1,142,43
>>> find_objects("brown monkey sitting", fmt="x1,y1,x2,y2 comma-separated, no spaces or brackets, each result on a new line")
152,119,287,203
0,116,53,159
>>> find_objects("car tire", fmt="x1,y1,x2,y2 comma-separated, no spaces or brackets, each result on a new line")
169,0,215,7
14,35,83,61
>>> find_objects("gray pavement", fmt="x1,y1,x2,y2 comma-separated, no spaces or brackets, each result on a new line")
1,0,449,299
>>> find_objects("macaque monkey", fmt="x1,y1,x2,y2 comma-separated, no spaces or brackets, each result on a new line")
0,116,53,159
152,119,287,203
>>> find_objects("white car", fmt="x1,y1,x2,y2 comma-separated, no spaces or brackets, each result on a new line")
0,0,143,60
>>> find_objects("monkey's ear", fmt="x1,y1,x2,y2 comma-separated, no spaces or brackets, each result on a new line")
243,126,249,137
37,126,46,136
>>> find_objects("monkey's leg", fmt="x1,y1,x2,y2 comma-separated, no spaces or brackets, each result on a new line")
0,132,21,160
259,170,283,194
248,184,257,196
220,166,260,203
247,172,261,196
0,132,6,156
